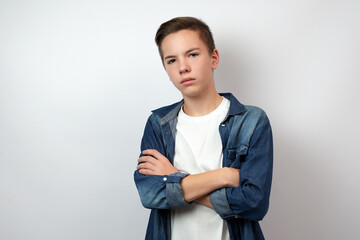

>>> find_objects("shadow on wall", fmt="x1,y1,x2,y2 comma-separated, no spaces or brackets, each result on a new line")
214,34,270,104
262,124,347,240
214,37,350,239
215,41,254,99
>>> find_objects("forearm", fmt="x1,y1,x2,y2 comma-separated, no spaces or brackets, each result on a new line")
181,167,239,202
195,195,213,209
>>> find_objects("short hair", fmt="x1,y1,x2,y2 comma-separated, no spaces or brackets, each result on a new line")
155,17,216,61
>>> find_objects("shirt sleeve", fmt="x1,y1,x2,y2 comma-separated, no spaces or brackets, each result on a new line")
209,112,273,221
134,114,191,209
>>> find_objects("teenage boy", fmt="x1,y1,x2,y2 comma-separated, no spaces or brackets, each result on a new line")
134,17,273,240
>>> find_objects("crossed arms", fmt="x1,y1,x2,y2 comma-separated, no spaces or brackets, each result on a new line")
134,110,272,221
137,149,240,208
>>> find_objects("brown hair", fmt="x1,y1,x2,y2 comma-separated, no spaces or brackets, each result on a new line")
155,17,216,61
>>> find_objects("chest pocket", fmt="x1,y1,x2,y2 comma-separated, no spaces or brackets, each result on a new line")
226,144,249,169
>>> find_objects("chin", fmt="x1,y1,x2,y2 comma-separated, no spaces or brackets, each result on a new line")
180,90,203,99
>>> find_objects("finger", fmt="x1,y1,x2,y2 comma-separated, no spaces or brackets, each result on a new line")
143,149,164,160
137,162,154,171
142,149,161,158
138,156,157,164
138,168,154,175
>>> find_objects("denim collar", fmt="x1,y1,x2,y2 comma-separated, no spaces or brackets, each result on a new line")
152,93,246,126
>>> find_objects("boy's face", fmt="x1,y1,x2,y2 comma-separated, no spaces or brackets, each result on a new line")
161,30,219,98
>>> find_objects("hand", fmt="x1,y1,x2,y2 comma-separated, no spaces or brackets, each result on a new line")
222,167,240,188
137,149,178,175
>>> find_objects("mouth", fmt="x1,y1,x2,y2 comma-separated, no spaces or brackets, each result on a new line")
181,77,195,85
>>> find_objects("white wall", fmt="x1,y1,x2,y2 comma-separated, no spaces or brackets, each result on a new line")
1,0,359,239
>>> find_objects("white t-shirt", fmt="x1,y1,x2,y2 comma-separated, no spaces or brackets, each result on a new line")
171,97,231,240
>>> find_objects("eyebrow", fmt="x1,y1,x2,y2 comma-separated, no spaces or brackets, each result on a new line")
164,47,201,60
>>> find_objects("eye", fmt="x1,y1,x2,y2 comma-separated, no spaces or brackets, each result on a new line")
189,53,199,58
167,59,176,64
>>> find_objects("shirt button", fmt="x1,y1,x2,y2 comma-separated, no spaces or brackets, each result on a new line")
234,216,239,219
221,124,226,127
163,177,167,182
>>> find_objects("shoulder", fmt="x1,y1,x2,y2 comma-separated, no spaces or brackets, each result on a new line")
145,99,184,126
243,105,269,121
228,104,272,146
151,100,183,117
232,104,271,132
222,92,270,125
151,100,183,121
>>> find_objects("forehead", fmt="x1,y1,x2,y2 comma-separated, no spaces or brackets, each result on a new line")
161,30,206,56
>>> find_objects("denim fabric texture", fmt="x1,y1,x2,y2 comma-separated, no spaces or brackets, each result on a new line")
134,93,273,240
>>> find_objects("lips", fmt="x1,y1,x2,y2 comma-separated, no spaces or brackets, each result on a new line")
181,77,195,85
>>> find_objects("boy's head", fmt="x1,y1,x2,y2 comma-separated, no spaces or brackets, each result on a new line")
155,17,215,62
155,17,220,99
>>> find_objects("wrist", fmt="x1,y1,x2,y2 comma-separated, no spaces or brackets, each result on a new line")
221,167,239,188
219,167,231,188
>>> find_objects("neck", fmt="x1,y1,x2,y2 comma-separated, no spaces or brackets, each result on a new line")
182,90,223,117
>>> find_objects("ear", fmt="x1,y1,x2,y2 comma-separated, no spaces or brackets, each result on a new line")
211,49,220,69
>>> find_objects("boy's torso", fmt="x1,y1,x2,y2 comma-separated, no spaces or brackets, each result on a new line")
170,97,230,240
142,92,270,240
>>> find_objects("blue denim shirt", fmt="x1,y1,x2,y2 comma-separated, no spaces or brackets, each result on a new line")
134,93,273,240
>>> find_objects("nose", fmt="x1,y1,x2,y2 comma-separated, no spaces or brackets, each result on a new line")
179,59,190,74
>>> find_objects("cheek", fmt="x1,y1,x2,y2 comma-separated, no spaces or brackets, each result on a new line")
167,71,176,81
167,65,180,76
168,78,181,91
197,62,212,75
166,70,179,85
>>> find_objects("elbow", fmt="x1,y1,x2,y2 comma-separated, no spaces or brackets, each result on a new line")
137,189,155,209
227,188,270,221
230,200,269,221
138,190,154,209
140,197,154,209
242,190,270,221
134,171,168,209
246,203,269,221
139,193,168,209
243,198,270,221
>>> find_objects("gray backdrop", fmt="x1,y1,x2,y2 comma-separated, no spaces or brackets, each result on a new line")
1,0,359,239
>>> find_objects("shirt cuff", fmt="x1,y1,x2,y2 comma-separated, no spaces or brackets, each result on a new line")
165,172,191,208
209,188,234,219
